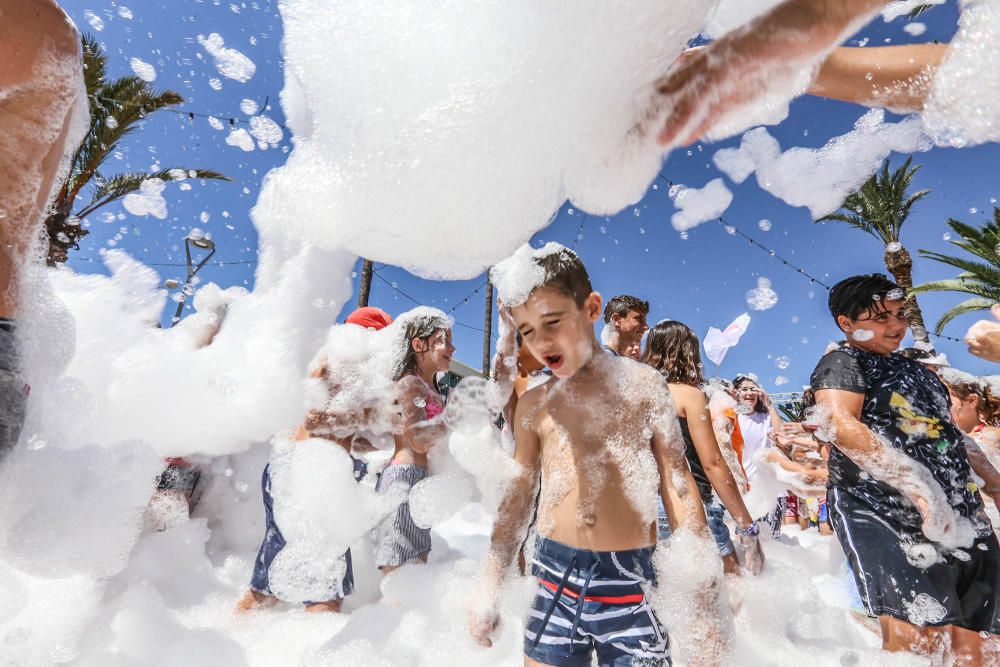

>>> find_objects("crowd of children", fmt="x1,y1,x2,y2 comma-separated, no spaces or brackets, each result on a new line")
171,244,999,667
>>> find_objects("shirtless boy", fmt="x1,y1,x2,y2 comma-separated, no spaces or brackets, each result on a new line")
471,244,721,666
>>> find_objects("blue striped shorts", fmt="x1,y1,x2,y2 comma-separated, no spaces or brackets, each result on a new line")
524,537,670,667
370,463,431,568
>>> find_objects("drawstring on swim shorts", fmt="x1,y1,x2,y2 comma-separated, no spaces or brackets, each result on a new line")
530,553,577,649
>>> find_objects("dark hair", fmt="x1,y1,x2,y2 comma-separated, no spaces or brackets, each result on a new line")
801,387,816,409
899,347,938,362
641,320,704,386
733,374,767,413
535,248,593,307
828,274,902,324
393,313,451,382
942,377,1000,427
603,295,650,324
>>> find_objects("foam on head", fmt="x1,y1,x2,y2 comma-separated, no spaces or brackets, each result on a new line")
488,242,567,307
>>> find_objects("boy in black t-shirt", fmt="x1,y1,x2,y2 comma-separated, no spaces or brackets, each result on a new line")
812,274,1000,664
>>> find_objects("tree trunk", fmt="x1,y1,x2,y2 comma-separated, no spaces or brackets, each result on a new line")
44,202,89,266
357,259,374,308
884,244,931,346
482,280,493,377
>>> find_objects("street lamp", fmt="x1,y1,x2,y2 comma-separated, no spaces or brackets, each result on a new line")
171,234,216,326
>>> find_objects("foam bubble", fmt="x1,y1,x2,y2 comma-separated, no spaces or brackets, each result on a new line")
198,33,256,83
746,277,778,311
122,178,168,219
669,179,733,231
129,57,157,82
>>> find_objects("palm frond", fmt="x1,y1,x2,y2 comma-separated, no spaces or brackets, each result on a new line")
75,168,230,218
907,4,936,19
934,297,998,334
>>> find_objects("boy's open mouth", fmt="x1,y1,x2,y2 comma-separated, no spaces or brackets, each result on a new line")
543,354,563,369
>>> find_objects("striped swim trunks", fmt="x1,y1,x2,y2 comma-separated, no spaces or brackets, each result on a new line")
525,537,670,667
370,463,431,568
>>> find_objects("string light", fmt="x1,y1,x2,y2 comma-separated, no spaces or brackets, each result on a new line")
91,94,292,132
655,173,964,344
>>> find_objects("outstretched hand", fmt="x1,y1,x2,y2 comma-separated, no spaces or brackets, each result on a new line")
651,0,884,148
964,304,1000,363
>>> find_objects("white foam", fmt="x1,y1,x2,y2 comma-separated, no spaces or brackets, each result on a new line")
669,179,733,231
129,57,157,82
225,127,255,152
198,33,256,83
489,242,563,307
746,277,778,311
923,0,1000,147
122,178,168,219
714,110,932,219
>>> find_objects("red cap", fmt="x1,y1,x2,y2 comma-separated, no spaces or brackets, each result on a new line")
345,306,393,331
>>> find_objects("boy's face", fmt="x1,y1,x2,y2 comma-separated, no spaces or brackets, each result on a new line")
836,298,908,355
613,309,649,344
511,286,602,379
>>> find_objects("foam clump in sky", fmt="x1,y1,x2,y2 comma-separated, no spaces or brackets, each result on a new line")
263,0,719,279
128,57,156,82
197,33,256,83
122,177,168,218
714,109,931,218
225,127,255,152
669,179,733,231
746,277,778,311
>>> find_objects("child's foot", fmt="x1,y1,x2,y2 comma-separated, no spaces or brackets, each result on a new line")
234,589,274,614
304,599,343,613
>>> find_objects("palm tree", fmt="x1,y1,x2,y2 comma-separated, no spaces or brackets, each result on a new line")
816,157,932,345
45,34,229,265
910,208,1000,334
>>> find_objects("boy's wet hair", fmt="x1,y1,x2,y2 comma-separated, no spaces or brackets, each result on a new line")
603,294,650,323
534,248,593,307
642,320,703,386
828,274,902,324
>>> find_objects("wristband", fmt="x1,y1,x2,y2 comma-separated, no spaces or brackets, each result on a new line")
735,521,759,538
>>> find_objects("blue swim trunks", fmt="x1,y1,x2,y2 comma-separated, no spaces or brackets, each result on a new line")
250,456,367,603
524,537,670,667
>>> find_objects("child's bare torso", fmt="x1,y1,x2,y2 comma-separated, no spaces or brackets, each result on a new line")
526,355,670,552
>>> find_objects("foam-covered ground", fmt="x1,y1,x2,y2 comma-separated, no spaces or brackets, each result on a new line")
56,478,926,666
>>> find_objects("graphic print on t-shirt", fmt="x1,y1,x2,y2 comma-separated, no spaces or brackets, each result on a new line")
811,347,988,534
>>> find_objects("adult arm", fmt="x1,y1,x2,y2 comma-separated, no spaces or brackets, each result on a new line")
470,388,543,648
654,0,889,147
809,44,947,113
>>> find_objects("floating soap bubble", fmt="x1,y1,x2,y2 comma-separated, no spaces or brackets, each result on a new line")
746,277,778,311
775,356,790,369
758,219,772,231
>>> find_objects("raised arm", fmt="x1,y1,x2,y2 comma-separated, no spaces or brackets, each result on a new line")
653,0,889,147
470,389,542,648
816,388,959,543
810,44,948,113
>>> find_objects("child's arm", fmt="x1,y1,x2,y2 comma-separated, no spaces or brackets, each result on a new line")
684,388,764,575
651,400,727,665
816,388,959,543
397,376,446,453
470,389,543,648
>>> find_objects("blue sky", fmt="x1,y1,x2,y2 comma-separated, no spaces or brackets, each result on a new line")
61,0,1000,392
